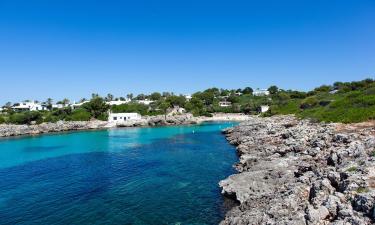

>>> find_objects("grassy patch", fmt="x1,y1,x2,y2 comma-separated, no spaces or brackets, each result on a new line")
356,187,370,193
346,166,358,172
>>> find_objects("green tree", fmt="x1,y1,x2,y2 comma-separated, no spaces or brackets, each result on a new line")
228,95,240,104
242,87,253,94
135,94,146,100
166,95,186,107
158,101,171,119
105,94,114,101
83,97,110,119
126,93,133,100
268,85,279,95
91,93,99,99
150,92,162,101
46,98,53,110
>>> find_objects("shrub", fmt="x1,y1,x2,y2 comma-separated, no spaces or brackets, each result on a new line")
66,109,91,121
82,97,110,119
300,97,318,109
346,166,357,172
0,116,5,124
9,111,43,125
111,103,149,115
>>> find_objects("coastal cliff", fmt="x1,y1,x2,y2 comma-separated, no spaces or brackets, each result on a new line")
220,115,375,225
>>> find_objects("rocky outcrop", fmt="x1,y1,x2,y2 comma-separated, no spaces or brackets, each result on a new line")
0,120,108,137
220,115,375,225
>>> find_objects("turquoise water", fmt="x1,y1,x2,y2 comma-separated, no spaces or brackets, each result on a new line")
0,122,238,225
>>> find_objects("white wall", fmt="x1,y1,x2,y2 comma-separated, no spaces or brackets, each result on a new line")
108,113,141,123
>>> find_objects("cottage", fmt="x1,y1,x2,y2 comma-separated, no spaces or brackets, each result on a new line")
253,89,270,96
108,113,142,123
219,101,232,107
12,101,46,111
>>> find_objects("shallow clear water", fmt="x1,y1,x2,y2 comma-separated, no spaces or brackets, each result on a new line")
0,122,238,225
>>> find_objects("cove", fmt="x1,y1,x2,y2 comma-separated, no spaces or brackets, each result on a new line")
0,122,238,225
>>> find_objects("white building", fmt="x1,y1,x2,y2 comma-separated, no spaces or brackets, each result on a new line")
12,101,46,111
108,113,142,123
52,104,65,109
253,89,270,96
107,100,130,106
136,99,154,105
219,101,232,107
71,101,89,109
184,95,192,101
259,105,270,113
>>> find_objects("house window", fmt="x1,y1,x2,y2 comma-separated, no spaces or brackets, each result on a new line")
113,117,117,120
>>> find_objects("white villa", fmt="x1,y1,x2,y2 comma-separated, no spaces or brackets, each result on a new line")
108,112,142,123
12,101,47,111
219,101,232,107
253,89,270,96
107,100,130,106
136,99,154,105
71,101,90,109
184,95,192,101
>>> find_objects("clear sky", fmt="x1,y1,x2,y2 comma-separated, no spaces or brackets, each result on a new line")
0,0,374,104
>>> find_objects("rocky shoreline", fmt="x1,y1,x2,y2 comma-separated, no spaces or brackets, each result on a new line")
219,115,375,225
0,113,250,137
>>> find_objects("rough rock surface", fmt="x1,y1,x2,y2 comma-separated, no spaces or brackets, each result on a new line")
220,115,375,225
0,120,108,137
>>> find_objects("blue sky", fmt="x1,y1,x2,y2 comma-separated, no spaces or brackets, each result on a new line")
0,0,374,104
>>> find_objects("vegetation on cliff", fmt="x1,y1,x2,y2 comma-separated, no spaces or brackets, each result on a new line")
0,78,374,124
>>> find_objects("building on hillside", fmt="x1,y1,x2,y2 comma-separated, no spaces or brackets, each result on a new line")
12,101,46,111
235,92,243,96
107,100,130,106
253,89,270,96
52,104,65,109
136,99,154,105
219,101,232,107
108,112,142,123
259,105,270,113
184,95,192,101
71,101,89,109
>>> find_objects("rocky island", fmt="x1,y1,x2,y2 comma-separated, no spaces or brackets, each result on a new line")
220,115,375,224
